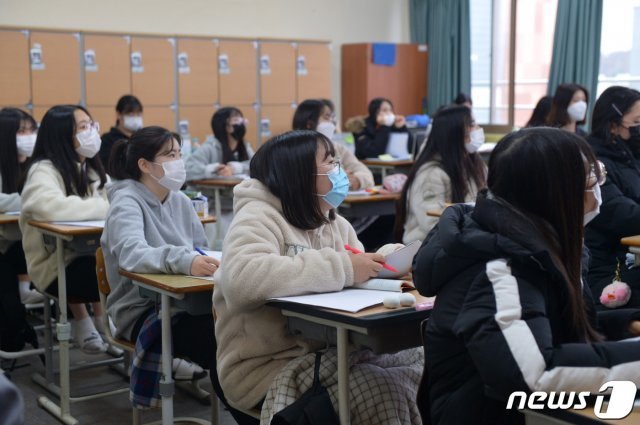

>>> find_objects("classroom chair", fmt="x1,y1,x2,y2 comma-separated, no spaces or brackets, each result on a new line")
96,247,215,425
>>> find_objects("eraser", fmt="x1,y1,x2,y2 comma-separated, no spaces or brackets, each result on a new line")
415,302,434,311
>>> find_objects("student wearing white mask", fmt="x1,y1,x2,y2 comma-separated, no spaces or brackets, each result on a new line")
20,105,111,354
102,127,219,389
547,83,589,135
293,99,374,190
585,86,640,309
99,95,144,166
355,97,412,159
398,106,487,244
0,109,41,355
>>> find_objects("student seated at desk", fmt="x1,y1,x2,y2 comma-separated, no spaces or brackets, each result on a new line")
185,107,255,245
0,108,40,353
20,105,110,354
293,99,374,190
413,128,640,425
585,86,640,308
354,97,412,160
99,95,144,166
213,130,423,424
547,83,589,136
0,108,42,305
398,106,486,244
102,127,219,391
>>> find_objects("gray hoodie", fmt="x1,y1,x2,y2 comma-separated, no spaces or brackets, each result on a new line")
101,179,208,340
185,137,254,181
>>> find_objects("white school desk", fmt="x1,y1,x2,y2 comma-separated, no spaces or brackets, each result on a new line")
189,178,244,247
523,405,640,424
339,192,401,218
268,290,433,425
621,235,640,266
27,221,124,425
362,159,414,179
120,270,214,425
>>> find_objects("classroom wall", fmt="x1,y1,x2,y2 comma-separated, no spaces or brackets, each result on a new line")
1,0,411,121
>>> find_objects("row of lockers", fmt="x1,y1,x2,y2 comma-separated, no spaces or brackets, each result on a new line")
0,28,332,147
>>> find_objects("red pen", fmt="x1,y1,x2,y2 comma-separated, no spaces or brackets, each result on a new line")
344,244,399,273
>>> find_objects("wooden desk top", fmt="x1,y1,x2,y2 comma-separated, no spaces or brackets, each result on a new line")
362,159,414,167
269,290,434,328
199,216,217,224
343,193,400,204
426,209,443,218
119,270,213,294
28,220,103,236
621,235,640,248
189,178,245,188
0,214,19,225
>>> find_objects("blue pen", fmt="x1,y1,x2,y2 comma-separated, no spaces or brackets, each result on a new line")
195,247,207,256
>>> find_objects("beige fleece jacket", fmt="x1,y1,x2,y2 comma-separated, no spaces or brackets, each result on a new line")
334,143,374,189
213,178,364,409
402,161,482,245
19,160,109,291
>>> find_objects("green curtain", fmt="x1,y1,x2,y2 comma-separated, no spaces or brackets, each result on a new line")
547,0,603,103
410,0,471,114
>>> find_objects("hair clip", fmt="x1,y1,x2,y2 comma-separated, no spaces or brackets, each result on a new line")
612,103,623,117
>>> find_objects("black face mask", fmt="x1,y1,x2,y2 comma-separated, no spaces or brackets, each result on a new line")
231,124,246,141
620,124,640,151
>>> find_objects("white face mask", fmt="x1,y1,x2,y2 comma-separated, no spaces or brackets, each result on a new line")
567,100,587,122
16,133,37,157
123,115,143,132
75,125,102,158
151,159,186,191
316,121,336,140
381,113,395,127
584,183,602,226
465,128,485,153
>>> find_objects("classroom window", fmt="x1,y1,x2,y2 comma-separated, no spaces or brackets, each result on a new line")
597,0,640,96
471,0,557,128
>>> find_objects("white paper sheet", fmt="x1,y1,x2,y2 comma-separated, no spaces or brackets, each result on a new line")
270,288,390,313
51,220,105,228
385,133,411,159
377,240,422,278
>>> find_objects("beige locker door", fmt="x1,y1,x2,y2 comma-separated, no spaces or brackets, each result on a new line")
218,40,258,106
177,38,218,105
260,104,296,144
143,106,176,131
30,31,81,105
179,105,216,147
0,30,31,106
131,37,175,106
32,106,50,124
297,43,332,103
84,34,131,106
260,42,296,105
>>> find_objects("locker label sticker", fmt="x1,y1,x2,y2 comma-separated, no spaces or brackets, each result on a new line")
84,49,98,72
131,51,144,73
178,53,190,74
30,44,45,71
219,54,230,74
260,55,271,75
260,118,271,138
297,56,307,76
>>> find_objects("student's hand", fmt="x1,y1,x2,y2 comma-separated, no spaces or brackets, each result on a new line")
349,252,384,283
216,164,233,177
394,115,406,128
629,320,640,336
348,172,361,190
191,256,220,276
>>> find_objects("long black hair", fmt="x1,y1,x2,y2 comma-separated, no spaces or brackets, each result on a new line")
0,108,36,194
547,83,589,127
115,95,143,126
365,97,393,129
590,86,640,143
109,126,182,180
488,127,601,342
23,105,107,197
250,130,336,230
211,107,249,164
525,95,553,128
292,99,325,130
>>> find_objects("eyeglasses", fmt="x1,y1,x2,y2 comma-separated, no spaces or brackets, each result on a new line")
587,160,607,187
316,160,341,176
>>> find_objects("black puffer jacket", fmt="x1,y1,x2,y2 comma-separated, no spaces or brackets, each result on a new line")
99,127,130,166
585,135,640,307
354,119,412,159
413,193,640,425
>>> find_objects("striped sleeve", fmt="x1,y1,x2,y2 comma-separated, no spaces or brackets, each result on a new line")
453,258,640,397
